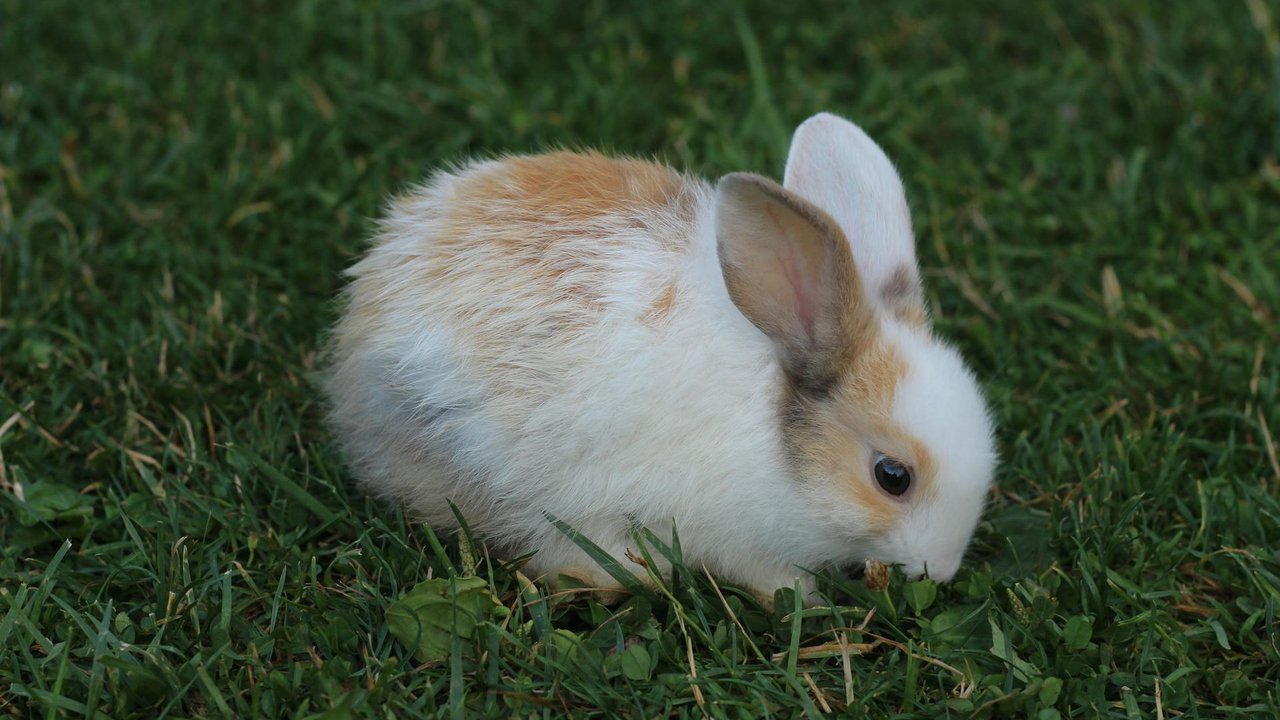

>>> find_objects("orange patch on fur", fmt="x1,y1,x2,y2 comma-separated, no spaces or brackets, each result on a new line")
641,281,680,326
846,462,899,533
841,337,908,413
908,438,937,489
453,151,689,228
428,152,693,306
384,152,699,409
787,336,935,535
847,338,937,489
837,434,936,533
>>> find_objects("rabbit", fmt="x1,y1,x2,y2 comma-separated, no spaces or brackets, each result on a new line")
323,112,996,603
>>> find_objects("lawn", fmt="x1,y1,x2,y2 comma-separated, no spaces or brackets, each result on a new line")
2,0,1279,716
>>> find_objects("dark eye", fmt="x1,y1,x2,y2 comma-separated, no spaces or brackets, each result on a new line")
874,455,912,496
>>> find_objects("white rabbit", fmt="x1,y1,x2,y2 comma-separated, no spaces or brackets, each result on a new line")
324,112,996,602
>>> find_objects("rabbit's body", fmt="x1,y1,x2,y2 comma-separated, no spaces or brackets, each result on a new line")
326,114,997,600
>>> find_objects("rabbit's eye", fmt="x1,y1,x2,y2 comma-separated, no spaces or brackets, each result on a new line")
874,455,912,496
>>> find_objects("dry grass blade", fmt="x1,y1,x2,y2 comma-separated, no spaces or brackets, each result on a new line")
770,639,880,663
803,671,832,713
1258,408,1279,487
863,632,975,698
1213,265,1272,322
1102,265,1123,316
838,632,854,708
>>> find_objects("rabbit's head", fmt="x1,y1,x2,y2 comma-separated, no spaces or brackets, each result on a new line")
715,113,996,580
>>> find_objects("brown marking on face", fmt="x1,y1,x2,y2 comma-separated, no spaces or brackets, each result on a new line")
847,464,899,532
641,280,680,327
840,334,907,412
782,335,935,535
840,337,911,532
845,338,938,500
907,438,937,489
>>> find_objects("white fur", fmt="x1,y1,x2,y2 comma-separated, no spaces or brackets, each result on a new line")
880,322,996,580
784,112,920,317
324,114,996,599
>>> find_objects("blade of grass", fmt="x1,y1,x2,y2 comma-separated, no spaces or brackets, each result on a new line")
547,514,656,601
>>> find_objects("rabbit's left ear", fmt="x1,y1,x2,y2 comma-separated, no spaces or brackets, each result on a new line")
715,173,876,392
783,113,928,327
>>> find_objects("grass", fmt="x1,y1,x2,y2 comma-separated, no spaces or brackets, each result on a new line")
2,0,1279,716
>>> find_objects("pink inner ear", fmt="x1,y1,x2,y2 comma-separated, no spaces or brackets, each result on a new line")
764,204,820,343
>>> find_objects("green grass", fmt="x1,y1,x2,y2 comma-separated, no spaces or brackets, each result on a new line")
3,0,1279,716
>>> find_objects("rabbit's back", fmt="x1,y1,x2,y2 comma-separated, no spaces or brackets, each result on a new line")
324,153,785,538
342,152,708,408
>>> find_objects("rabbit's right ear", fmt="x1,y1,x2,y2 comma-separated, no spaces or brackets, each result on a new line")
783,113,928,327
715,173,876,392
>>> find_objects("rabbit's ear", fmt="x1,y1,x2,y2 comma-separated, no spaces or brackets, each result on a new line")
783,113,928,327
715,172,876,392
